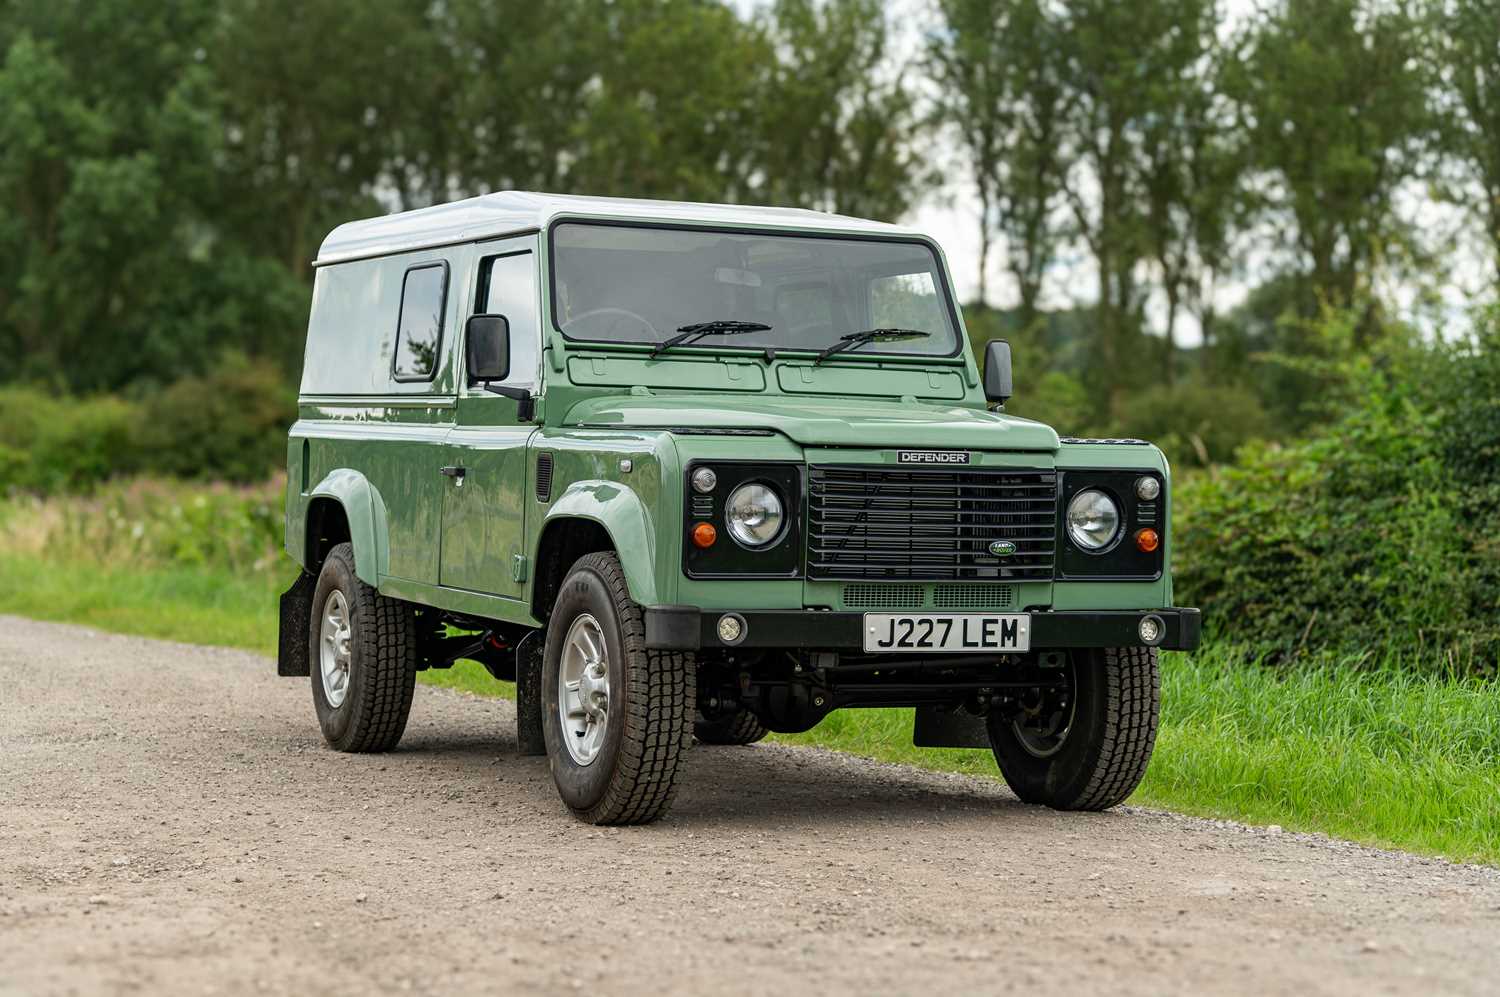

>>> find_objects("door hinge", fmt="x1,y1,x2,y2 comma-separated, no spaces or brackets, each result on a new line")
511,554,528,583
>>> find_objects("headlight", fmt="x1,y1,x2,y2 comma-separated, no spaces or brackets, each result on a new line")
1066,488,1121,551
725,483,785,547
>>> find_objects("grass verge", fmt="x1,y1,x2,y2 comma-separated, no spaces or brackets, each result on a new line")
1,550,1496,865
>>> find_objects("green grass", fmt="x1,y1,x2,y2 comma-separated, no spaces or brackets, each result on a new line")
2,549,1496,865
774,655,1500,864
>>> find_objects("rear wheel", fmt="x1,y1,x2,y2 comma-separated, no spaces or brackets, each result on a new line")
541,552,694,825
987,646,1159,811
694,709,768,746
308,542,417,753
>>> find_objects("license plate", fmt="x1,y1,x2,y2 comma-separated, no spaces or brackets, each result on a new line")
862,614,1031,653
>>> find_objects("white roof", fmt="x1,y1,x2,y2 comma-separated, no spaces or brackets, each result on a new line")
313,190,925,266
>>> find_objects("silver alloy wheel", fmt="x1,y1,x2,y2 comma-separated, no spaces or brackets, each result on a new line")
558,613,611,766
319,590,353,709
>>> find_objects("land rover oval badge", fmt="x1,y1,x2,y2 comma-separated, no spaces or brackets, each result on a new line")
989,540,1017,557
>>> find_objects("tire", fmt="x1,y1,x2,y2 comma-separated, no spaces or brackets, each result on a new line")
542,552,695,825
987,646,1159,811
694,709,768,746
308,542,417,753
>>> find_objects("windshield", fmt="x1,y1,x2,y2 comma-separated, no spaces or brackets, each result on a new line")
551,222,960,357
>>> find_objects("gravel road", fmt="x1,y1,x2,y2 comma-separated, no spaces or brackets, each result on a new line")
3,615,1498,996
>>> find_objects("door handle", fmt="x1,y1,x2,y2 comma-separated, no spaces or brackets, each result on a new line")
439,466,466,478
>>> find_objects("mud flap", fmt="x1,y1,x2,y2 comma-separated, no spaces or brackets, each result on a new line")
912,705,990,749
514,630,546,756
277,570,316,677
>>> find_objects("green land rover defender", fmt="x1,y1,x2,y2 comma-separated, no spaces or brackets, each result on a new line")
277,191,1200,825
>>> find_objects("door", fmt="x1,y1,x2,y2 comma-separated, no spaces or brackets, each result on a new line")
438,240,541,598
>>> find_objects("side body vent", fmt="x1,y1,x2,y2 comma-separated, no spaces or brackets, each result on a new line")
535,452,554,502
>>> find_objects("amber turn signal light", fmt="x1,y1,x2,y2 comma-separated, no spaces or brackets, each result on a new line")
691,522,718,548
1135,528,1160,553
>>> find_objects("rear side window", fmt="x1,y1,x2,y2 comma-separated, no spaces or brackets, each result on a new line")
392,262,449,381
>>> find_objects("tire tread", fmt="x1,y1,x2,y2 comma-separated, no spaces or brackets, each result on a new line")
317,543,417,754
1069,646,1160,810
694,709,769,746
573,552,694,825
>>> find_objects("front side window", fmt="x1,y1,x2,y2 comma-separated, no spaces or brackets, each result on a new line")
551,223,960,357
392,263,448,381
475,251,539,387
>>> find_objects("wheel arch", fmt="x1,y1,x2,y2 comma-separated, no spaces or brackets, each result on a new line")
533,481,660,621
302,469,389,586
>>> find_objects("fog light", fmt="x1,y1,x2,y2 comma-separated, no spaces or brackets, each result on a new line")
1136,476,1161,501
691,467,718,494
717,614,745,644
1135,527,1160,553
1139,616,1163,644
691,522,717,548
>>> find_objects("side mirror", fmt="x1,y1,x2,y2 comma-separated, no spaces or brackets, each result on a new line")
465,314,511,382
983,339,1013,404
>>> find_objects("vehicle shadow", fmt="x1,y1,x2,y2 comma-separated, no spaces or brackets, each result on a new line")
390,720,1039,831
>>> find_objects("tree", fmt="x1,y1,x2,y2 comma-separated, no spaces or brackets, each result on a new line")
1228,0,1428,326
1136,6,1250,368
212,0,441,273
1054,0,1217,407
1428,0,1500,287
0,0,304,389
754,0,928,221
929,0,1067,321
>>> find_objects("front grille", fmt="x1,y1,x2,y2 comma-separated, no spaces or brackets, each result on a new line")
933,584,1015,609
842,583,925,609
808,466,1057,581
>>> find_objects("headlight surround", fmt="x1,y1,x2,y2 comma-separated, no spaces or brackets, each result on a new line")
724,482,786,548
1066,488,1122,551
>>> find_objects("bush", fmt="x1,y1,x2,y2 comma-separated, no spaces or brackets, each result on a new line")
1174,309,1500,674
1114,380,1273,468
0,357,295,493
9,476,288,576
0,386,143,493
1004,370,1100,436
133,355,296,483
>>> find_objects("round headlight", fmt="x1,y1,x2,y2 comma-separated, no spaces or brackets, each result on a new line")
1066,489,1121,551
725,483,785,547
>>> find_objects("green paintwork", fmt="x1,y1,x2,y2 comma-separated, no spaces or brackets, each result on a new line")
560,391,1060,451
566,356,767,392
284,208,1181,637
776,361,966,400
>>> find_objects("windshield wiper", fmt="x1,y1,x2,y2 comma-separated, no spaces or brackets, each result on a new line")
650,320,772,357
813,328,932,365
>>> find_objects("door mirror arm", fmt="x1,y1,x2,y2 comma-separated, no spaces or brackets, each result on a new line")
480,380,536,421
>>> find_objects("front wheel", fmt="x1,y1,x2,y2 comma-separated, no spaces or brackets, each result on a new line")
987,646,1159,811
541,552,695,825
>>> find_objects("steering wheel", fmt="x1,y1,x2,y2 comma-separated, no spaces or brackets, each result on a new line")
560,307,659,340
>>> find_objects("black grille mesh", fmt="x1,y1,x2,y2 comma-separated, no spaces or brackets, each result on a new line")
535,452,554,502
807,465,1057,581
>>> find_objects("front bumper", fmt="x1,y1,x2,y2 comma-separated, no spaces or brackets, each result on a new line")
644,606,1201,652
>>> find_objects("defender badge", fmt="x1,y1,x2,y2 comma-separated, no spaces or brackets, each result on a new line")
898,450,970,464
989,540,1017,557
